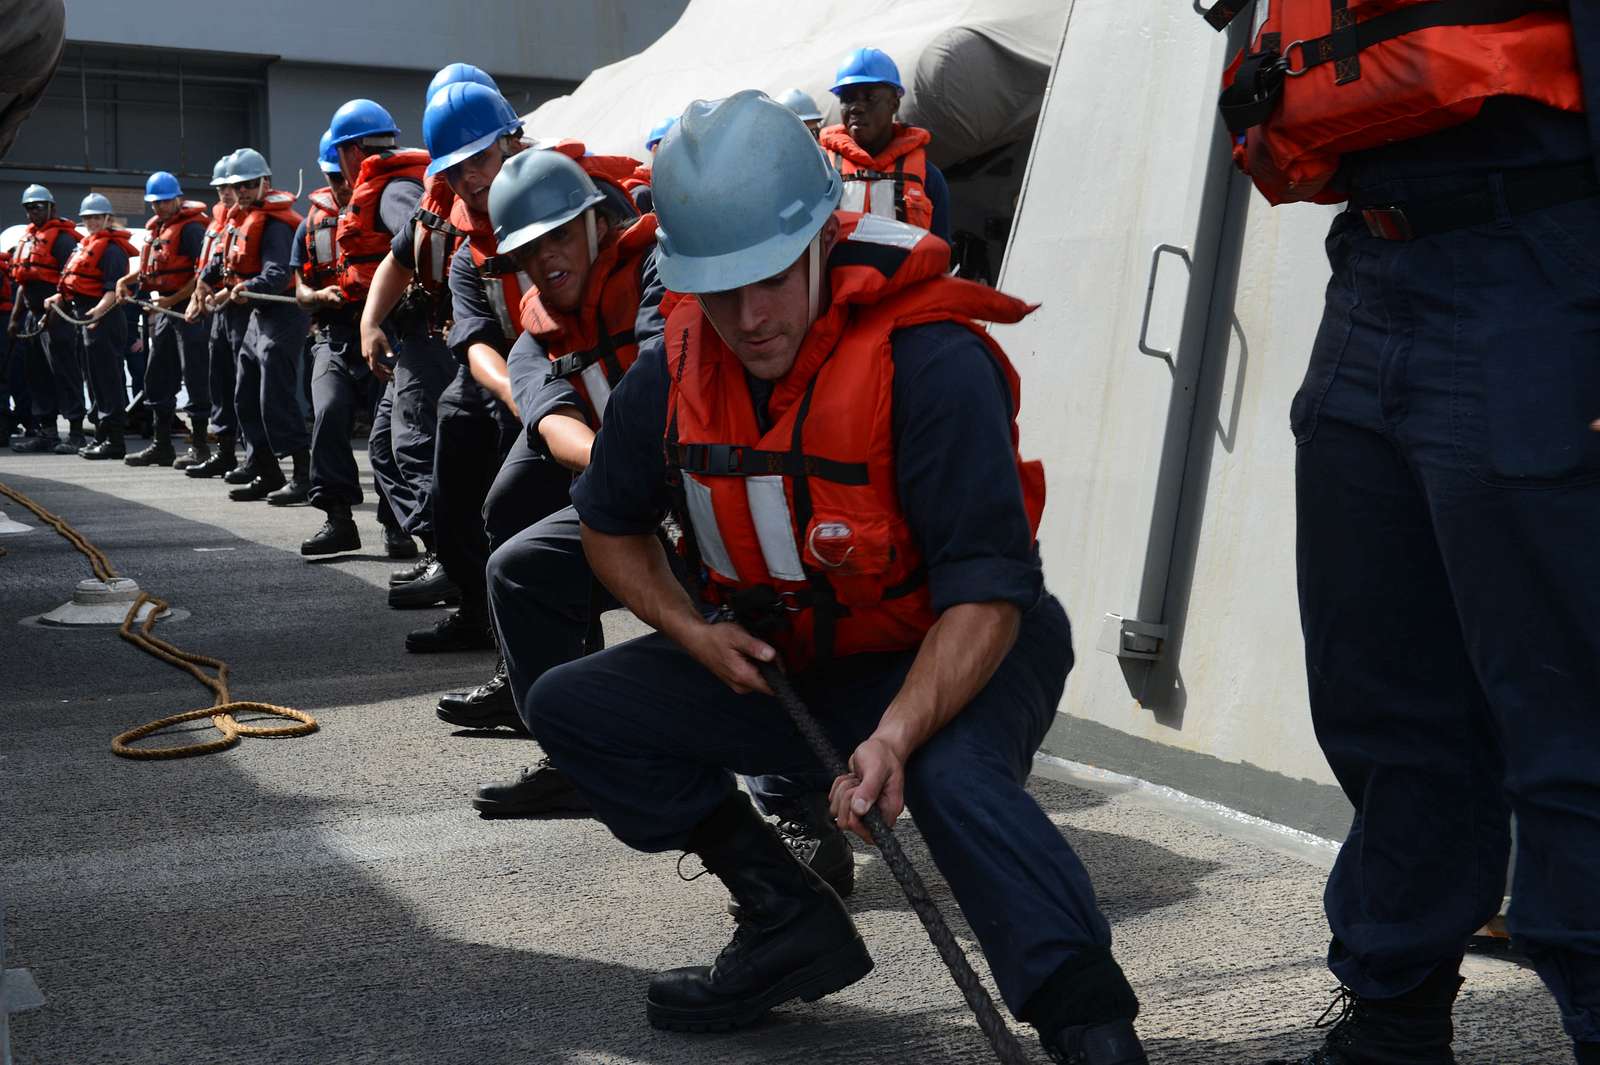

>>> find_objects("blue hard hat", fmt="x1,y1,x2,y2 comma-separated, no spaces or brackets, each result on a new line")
645,115,678,152
144,171,183,203
79,193,114,217
210,156,233,187
328,98,400,148
423,82,522,178
653,90,841,295
488,148,605,256
20,184,53,206
318,129,341,174
830,47,904,96
428,62,499,101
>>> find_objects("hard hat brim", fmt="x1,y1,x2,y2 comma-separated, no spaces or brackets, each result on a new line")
829,75,904,96
656,192,838,296
424,123,519,178
329,126,400,148
318,161,341,174
496,190,607,257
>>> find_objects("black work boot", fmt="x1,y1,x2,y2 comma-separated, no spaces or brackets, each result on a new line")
389,550,433,587
767,794,855,901
1265,961,1463,1065
302,507,361,556
228,461,287,502
267,449,311,506
174,416,211,470
187,435,238,479
384,526,419,559
473,757,591,818
388,556,461,608
1027,948,1145,1064
125,415,176,466
53,420,87,455
78,422,107,456
82,425,126,460
12,431,59,454
438,657,521,729
646,793,873,1032
1044,1021,1149,1065
404,609,495,653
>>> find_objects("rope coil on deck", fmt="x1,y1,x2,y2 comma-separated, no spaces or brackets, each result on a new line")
0,480,318,759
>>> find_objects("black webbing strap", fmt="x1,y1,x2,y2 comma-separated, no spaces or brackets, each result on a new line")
785,375,840,665
663,328,706,585
670,442,870,485
413,206,466,238
343,251,388,265
840,164,925,188
1201,0,1253,31
549,308,633,388
478,252,517,278
1219,0,1561,134
827,239,912,278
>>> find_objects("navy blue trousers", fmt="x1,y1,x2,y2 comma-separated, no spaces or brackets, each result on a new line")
72,296,126,430
525,593,1110,1016
209,307,243,443
307,325,369,512
0,329,29,429
371,336,451,539
144,309,209,419
1297,182,1600,1042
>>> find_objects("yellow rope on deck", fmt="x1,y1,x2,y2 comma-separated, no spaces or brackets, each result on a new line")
0,480,318,759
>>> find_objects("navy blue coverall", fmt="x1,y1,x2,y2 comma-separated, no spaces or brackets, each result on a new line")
141,218,210,427
10,229,85,432
521,316,1120,1022
68,239,129,431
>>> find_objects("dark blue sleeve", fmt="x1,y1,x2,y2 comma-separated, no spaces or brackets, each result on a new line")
379,179,423,239
445,241,507,355
1573,4,1600,181
631,186,654,214
98,245,129,295
288,219,309,272
634,247,666,346
571,334,671,535
890,321,1040,613
509,330,570,435
179,220,206,259
923,162,951,244
390,213,417,271
244,218,295,293
51,232,79,264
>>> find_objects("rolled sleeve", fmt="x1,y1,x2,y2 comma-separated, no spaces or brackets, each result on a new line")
891,321,1041,614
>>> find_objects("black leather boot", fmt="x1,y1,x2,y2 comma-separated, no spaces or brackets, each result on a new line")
53,420,87,455
404,609,495,653
228,461,287,502
1044,1021,1149,1065
646,793,873,1032
1265,961,1463,1065
187,435,238,479
389,550,435,587
267,449,311,506
13,430,58,453
78,421,106,456
301,507,361,556
125,415,176,466
473,757,591,818
174,416,211,470
767,794,855,901
82,424,126,460
388,557,461,608
384,526,419,559
438,657,521,729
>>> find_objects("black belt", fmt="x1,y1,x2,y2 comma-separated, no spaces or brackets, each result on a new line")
1351,160,1600,242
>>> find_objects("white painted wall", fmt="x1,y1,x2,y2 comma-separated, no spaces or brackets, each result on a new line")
997,0,1344,788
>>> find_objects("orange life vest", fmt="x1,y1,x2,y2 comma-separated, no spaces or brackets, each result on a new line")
549,140,644,217
517,214,658,427
225,190,303,286
197,201,230,282
60,227,138,300
0,252,13,314
819,124,935,230
141,201,208,294
336,148,430,300
624,164,652,193
411,173,465,298
449,195,531,342
300,186,344,291
1215,0,1586,205
665,213,1045,669
12,218,80,287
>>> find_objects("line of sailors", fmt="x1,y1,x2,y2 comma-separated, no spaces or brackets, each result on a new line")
7,48,1150,1062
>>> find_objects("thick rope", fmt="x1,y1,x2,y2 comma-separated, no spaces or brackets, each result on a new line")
125,297,190,322
235,290,301,305
754,660,1033,1065
0,480,317,759
46,302,109,328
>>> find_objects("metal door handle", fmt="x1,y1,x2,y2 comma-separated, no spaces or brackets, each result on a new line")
1137,243,1193,361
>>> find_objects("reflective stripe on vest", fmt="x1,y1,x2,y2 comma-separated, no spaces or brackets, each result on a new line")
681,473,806,584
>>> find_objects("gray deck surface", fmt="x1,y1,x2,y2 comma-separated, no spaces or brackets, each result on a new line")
0,450,1571,1064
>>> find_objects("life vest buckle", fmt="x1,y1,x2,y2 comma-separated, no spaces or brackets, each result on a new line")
1281,40,1310,77
1360,206,1414,242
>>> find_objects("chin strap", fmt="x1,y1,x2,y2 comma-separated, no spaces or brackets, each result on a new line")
584,208,599,265
806,232,822,327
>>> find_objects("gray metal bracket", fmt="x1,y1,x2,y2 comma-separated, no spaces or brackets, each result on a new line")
1097,612,1169,662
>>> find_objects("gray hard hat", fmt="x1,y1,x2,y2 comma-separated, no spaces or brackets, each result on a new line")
777,88,824,123
488,148,606,256
78,192,114,216
21,183,53,205
210,155,233,187
227,148,272,183
653,90,840,294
